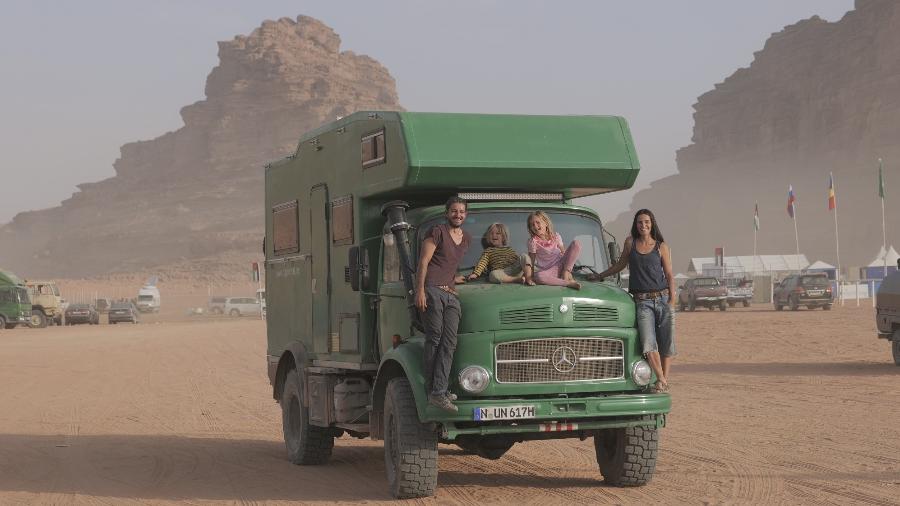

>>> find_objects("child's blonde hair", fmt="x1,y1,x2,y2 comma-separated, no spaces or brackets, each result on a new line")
482,222,510,248
527,211,554,241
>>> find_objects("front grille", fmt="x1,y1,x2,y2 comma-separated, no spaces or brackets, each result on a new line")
495,337,624,383
572,304,618,323
499,305,553,325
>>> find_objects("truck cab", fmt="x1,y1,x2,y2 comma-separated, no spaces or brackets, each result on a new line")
136,285,161,313
264,112,670,498
25,280,62,327
0,270,32,329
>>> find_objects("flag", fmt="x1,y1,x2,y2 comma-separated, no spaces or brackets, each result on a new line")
754,202,760,230
251,262,260,282
878,158,885,199
787,185,796,218
828,173,836,211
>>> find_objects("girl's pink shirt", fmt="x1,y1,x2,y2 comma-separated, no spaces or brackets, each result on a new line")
528,232,563,270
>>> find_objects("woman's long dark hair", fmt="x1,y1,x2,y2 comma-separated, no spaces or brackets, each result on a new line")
630,209,665,243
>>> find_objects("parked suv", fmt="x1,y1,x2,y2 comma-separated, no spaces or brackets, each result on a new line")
108,301,140,324
774,273,833,311
224,297,261,317
207,296,227,315
678,277,728,311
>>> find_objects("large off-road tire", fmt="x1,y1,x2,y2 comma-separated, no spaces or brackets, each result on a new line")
30,311,47,328
229,309,240,317
892,332,900,366
281,368,333,465
0,315,6,330
743,300,751,307
384,377,438,499
594,423,658,486
728,301,736,308
790,296,799,311
719,301,727,311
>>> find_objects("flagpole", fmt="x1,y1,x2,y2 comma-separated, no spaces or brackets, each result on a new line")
753,201,759,273
793,203,800,272
880,158,887,278
831,173,841,282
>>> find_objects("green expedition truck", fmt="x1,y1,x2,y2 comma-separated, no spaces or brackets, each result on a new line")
264,112,671,498
0,270,33,330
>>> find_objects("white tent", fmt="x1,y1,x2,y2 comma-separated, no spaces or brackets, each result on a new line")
867,245,899,267
688,255,809,276
807,260,835,270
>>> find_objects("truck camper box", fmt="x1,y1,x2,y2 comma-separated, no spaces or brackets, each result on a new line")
264,112,667,499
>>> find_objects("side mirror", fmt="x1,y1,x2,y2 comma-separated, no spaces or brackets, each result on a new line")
347,246,370,292
607,241,620,264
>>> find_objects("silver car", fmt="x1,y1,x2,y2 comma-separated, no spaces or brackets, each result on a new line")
224,297,262,317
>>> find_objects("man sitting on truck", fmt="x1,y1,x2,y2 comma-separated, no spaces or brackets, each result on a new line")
415,196,471,412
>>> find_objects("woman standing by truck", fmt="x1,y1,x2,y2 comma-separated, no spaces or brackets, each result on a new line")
592,209,676,393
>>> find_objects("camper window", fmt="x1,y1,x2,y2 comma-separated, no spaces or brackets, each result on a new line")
361,130,386,169
272,200,300,255
331,196,354,245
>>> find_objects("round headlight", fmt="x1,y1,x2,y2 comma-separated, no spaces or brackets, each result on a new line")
631,360,652,386
458,366,490,393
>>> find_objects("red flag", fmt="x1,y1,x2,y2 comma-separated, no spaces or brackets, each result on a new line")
827,174,836,211
787,185,796,218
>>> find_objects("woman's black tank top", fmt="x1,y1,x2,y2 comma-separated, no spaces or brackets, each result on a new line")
628,240,667,293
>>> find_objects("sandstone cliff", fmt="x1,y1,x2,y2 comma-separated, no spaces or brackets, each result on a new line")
0,16,402,279
609,0,900,273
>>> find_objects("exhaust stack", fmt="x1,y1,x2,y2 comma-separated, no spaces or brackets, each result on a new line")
381,201,423,331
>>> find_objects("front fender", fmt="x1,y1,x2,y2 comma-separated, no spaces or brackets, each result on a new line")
371,339,427,426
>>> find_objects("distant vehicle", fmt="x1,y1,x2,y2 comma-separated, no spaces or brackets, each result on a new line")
208,296,227,315
108,301,140,324
25,280,63,327
225,297,262,317
136,285,161,313
0,270,32,330
95,298,111,313
773,273,833,311
724,278,753,307
875,260,900,365
65,303,100,325
678,277,728,311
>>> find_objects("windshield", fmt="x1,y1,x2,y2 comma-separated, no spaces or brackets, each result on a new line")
694,278,720,286
16,287,30,304
418,210,610,274
138,295,154,301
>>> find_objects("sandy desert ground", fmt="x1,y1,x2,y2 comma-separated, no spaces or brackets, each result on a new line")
0,302,898,505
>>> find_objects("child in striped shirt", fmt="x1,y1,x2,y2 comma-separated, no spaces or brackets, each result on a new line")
466,223,525,283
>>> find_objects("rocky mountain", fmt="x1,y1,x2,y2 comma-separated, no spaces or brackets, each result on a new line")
609,0,900,274
0,16,402,279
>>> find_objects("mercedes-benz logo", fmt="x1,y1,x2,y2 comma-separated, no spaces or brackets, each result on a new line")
551,346,578,373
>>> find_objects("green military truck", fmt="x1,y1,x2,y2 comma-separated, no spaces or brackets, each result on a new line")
264,112,671,498
0,270,33,330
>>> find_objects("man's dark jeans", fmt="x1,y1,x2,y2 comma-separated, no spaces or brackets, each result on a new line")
422,286,460,396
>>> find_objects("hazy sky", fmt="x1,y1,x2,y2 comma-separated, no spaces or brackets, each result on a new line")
0,0,854,224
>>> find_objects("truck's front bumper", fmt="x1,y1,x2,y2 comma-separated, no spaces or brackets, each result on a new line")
426,392,671,438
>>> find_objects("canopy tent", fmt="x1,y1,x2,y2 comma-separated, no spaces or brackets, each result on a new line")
806,260,837,280
688,255,809,277
862,245,900,280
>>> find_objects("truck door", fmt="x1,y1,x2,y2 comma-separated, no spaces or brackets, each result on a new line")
310,185,330,354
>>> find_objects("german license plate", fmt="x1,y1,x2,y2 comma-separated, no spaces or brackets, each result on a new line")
473,405,535,421
807,290,824,296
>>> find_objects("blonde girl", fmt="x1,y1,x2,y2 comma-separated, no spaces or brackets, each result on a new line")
524,211,581,289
